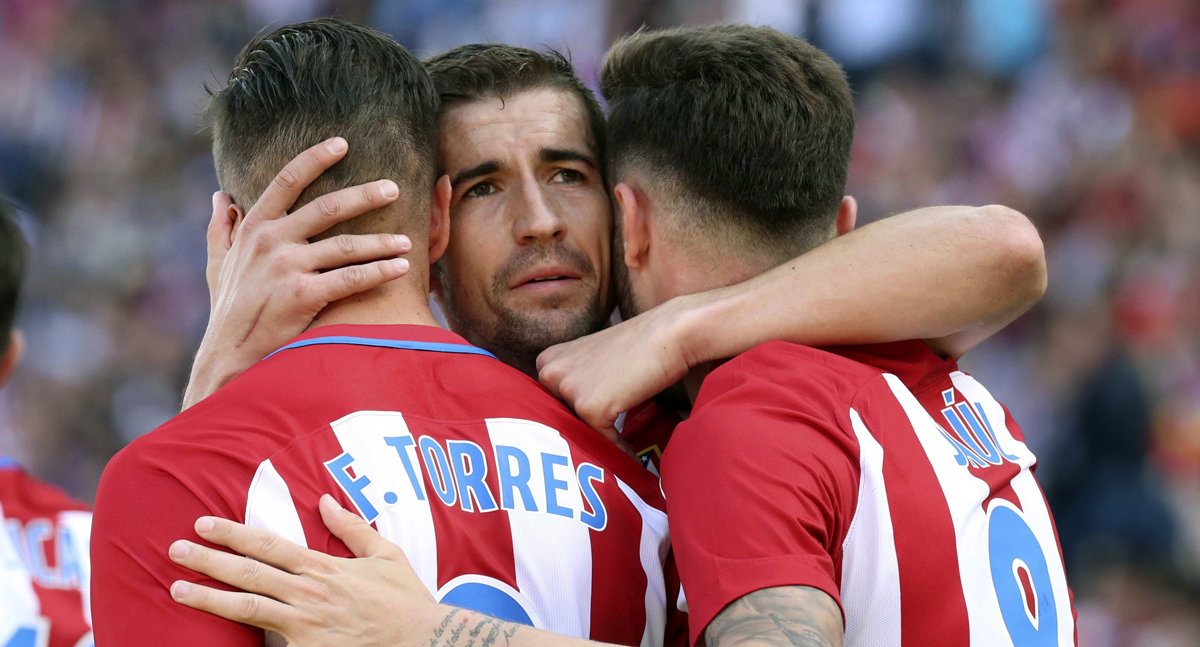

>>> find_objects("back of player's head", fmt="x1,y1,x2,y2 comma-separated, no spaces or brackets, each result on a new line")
425,44,605,162
0,200,27,356
205,18,438,239
601,25,855,264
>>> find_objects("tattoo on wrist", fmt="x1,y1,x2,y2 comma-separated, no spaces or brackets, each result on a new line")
430,609,521,647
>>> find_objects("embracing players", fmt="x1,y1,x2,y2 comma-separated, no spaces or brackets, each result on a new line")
91,18,1064,647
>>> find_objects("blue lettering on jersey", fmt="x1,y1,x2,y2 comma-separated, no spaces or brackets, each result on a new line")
577,463,607,531
325,440,609,530
56,525,82,590
325,452,379,522
4,628,40,647
496,445,538,512
384,436,426,502
936,388,1021,469
419,436,458,507
447,440,499,513
541,453,573,519
4,518,85,591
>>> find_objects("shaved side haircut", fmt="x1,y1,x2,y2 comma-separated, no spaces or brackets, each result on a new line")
205,18,439,238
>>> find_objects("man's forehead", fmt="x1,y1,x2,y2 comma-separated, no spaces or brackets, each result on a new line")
438,88,596,170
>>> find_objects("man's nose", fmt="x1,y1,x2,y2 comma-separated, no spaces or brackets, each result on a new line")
512,181,567,245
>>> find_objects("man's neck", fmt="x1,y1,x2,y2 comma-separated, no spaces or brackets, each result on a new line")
309,275,441,330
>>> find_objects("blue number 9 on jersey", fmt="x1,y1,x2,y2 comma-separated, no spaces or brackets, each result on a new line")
4,627,41,647
988,504,1058,646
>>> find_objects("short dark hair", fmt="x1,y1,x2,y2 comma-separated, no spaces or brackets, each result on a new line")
602,25,855,261
205,18,439,237
0,200,28,355
424,44,605,165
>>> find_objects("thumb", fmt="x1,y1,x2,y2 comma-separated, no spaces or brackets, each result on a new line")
206,191,236,307
319,494,394,559
207,191,235,255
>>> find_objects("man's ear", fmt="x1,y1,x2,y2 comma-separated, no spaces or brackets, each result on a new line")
427,175,451,264
614,182,650,271
228,204,246,245
837,196,858,236
0,331,24,390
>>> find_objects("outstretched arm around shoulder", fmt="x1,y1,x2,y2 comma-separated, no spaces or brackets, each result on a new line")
538,204,1046,433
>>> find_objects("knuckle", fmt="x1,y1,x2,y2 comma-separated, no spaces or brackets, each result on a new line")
319,195,340,219
250,228,277,253
240,559,262,586
342,266,367,288
270,248,294,272
237,594,261,621
307,556,337,577
289,277,311,303
301,580,332,604
335,235,357,256
256,531,278,554
276,167,299,190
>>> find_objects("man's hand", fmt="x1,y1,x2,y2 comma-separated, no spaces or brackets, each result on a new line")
168,495,442,647
184,137,413,409
536,295,702,440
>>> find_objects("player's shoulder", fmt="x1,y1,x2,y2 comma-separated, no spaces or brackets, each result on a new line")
705,339,950,405
98,374,294,512
0,461,90,516
698,341,879,409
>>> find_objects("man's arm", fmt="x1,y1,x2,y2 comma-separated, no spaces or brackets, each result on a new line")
679,204,1046,361
538,204,1046,434
703,587,842,647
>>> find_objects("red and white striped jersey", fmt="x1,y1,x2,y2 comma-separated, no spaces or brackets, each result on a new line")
662,340,1075,647
1,459,92,647
92,325,675,647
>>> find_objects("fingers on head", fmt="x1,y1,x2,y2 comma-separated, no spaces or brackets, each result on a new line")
255,138,349,219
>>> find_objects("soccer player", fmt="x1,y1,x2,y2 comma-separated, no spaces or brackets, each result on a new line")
602,27,1075,646
166,26,1072,647
90,21,673,647
0,202,94,647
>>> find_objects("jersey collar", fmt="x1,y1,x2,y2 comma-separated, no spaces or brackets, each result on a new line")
266,324,497,361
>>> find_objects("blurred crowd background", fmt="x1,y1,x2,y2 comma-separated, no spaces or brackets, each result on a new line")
0,0,1197,643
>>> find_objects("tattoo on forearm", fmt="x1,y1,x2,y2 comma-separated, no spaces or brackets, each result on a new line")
705,586,842,647
430,608,521,647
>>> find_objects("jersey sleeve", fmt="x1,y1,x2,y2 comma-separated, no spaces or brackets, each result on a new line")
91,437,262,647
660,353,860,645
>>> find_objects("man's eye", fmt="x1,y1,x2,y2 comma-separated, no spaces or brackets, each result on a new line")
465,182,495,198
553,169,585,184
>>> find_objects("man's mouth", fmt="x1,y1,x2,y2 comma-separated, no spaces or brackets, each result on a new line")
510,266,585,291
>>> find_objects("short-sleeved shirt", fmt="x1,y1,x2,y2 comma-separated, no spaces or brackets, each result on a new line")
662,340,1076,646
91,324,673,647
1,458,92,647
